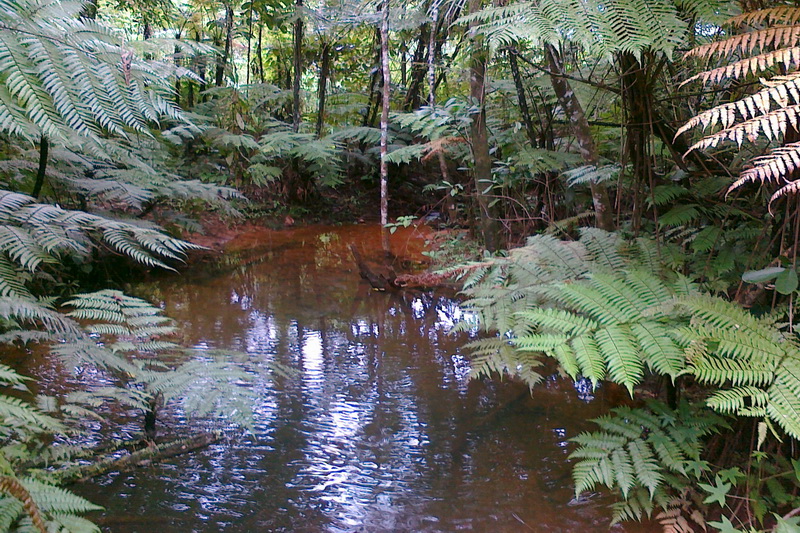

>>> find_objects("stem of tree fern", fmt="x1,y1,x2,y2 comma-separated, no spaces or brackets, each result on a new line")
31,136,47,199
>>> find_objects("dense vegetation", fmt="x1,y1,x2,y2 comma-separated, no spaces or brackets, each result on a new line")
3,0,800,530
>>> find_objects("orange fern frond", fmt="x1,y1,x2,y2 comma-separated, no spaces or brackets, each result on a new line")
676,78,800,139
731,142,800,192
681,47,800,86
686,105,800,153
0,476,46,533
770,177,800,207
684,26,800,60
727,7,800,28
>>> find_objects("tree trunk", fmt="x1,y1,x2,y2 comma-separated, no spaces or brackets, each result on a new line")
80,0,98,19
403,24,430,111
246,3,254,85
468,0,502,252
508,48,537,147
214,4,234,87
292,0,304,132
380,0,391,250
257,25,265,83
193,29,205,104
544,44,614,231
174,31,182,108
31,137,48,199
618,52,654,233
427,3,438,105
316,42,332,138
428,3,453,220
400,39,407,86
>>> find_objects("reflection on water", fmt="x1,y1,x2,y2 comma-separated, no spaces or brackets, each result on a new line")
68,224,646,532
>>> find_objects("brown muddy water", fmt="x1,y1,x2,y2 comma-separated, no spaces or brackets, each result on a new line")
43,224,653,531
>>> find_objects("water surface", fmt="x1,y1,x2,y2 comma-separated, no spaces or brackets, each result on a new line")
66,224,645,532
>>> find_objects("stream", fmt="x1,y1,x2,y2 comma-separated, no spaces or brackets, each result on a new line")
53,224,647,531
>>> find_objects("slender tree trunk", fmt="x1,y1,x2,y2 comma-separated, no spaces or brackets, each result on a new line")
427,3,438,105
31,137,48,199
257,25,265,83
174,31,182,108
618,52,653,233
316,42,332,138
544,44,614,231
428,3,453,220
194,30,205,104
380,0,391,250
403,24,430,111
80,0,98,19
468,0,501,251
507,48,537,147
364,28,382,127
400,39,407,86
215,4,234,87
246,4,254,85
292,0,304,132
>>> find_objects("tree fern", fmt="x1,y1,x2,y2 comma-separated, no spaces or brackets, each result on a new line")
0,189,202,298
59,290,260,430
457,0,726,58
453,230,691,390
516,269,690,393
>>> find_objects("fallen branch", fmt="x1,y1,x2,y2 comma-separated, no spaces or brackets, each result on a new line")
54,431,221,484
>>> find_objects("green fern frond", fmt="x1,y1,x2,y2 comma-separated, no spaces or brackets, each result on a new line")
570,401,721,499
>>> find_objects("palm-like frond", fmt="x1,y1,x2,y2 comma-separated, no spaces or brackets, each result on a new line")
0,0,190,145
457,0,698,57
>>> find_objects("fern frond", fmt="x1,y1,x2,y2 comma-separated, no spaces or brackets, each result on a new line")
685,25,800,60
570,402,721,499
727,7,800,27
683,47,800,87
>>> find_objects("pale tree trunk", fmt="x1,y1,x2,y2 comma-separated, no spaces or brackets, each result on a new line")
292,0,304,132
427,3,438,105
544,44,614,231
380,0,391,250
468,0,502,251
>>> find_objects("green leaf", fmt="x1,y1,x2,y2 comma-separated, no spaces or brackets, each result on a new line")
775,268,798,295
775,515,800,533
707,516,743,533
742,266,785,284
699,476,731,506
